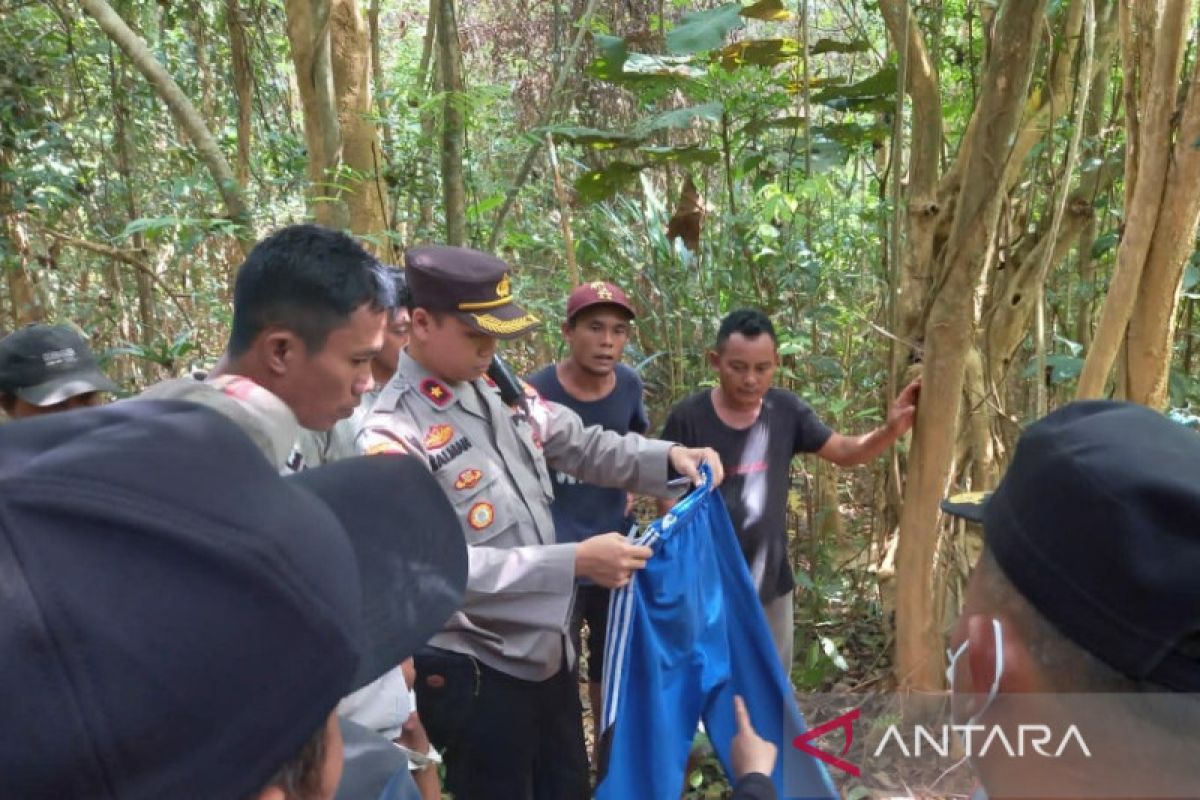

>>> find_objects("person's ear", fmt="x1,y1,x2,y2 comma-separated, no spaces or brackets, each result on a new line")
561,319,573,339
707,349,720,369
410,308,434,342
965,614,1037,694
260,329,302,377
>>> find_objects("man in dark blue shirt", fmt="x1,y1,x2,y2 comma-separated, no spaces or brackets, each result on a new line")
527,280,649,759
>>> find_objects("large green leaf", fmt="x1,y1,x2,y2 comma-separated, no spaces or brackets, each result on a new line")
719,38,800,68
632,102,723,137
575,162,647,203
639,145,721,165
812,66,898,110
667,3,745,55
586,33,629,82
810,38,871,55
741,115,807,137
537,125,642,148
740,0,791,21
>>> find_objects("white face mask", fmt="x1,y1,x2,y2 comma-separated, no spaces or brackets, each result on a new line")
946,618,1005,726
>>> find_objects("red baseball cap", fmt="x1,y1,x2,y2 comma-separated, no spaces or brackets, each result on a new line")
566,281,636,322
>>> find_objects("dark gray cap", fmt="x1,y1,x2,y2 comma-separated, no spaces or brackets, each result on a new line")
0,325,119,406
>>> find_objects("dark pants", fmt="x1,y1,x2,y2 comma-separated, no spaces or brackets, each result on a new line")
414,646,589,800
570,583,611,683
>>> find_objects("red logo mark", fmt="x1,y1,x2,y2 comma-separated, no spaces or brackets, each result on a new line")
792,707,861,777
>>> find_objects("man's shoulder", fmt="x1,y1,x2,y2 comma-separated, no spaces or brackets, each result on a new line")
525,363,557,392
667,388,710,417
613,363,644,391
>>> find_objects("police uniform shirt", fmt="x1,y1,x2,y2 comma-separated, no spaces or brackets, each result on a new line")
357,350,676,681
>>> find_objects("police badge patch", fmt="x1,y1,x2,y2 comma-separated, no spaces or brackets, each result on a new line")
455,468,483,490
468,501,494,530
424,424,455,450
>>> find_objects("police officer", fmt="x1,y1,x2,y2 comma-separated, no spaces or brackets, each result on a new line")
357,245,723,800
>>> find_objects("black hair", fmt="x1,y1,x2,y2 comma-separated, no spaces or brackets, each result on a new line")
387,266,412,311
715,308,777,350
227,224,394,356
251,718,328,800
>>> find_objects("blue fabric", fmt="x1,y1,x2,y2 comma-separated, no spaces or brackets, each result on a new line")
526,363,648,545
596,469,835,800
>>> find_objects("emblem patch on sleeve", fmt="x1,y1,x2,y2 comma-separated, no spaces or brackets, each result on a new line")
424,424,455,450
454,468,483,490
468,501,495,530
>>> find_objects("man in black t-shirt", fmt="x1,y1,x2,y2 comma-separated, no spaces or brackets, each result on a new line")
527,280,649,761
660,309,920,672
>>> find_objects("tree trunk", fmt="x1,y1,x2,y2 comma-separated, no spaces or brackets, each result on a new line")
109,45,156,355
226,0,253,189
894,0,1046,692
1123,47,1200,407
80,0,253,254
438,0,467,245
0,148,43,327
285,0,349,229
330,0,394,258
1077,1,1190,399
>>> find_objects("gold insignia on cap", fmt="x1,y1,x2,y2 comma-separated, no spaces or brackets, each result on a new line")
470,311,541,336
497,275,511,299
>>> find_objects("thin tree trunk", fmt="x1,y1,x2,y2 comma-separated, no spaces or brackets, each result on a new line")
226,0,253,188
0,148,43,327
284,0,349,229
438,0,466,245
109,45,156,353
80,0,253,254
331,0,393,257
1077,1,1190,398
895,0,1046,692
1124,45,1200,407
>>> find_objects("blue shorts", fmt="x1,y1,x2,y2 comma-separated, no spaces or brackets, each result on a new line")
596,470,835,800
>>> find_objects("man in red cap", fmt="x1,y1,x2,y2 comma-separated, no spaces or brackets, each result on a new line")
526,280,648,761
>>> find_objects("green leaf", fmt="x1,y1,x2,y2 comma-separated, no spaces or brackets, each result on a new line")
688,769,704,789
810,37,871,55
632,102,723,136
586,33,628,82
1023,355,1084,385
639,145,722,165
1091,230,1120,258
538,125,642,147
740,0,791,21
812,66,899,110
741,115,807,137
815,122,890,147
574,162,647,203
719,37,800,68
667,2,745,54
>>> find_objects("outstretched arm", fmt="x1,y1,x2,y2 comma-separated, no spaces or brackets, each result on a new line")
816,378,920,467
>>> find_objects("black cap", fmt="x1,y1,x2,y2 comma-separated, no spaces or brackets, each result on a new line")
405,245,540,339
0,400,466,798
0,324,119,405
941,400,1200,691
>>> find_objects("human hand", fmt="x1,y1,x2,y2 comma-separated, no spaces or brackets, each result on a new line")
668,445,725,488
887,378,921,435
575,532,653,588
730,695,777,779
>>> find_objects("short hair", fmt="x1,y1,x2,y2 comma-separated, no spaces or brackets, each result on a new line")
228,225,394,357
715,308,777,350
387,266,412,312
